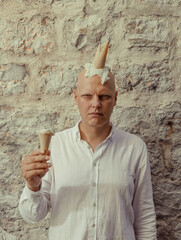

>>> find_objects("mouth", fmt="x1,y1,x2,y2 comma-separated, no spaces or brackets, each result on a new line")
89,112,103,116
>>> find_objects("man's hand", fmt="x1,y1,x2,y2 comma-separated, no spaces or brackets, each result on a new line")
21,149,52,192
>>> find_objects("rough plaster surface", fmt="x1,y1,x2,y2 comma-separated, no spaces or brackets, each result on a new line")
0,0,181,239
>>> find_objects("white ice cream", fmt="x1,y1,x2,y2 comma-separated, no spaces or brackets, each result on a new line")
37,129,54,134
84,63,110,84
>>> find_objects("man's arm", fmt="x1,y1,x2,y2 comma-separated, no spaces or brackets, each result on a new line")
133,143,157,240
19,172,51,223
19,149,52,223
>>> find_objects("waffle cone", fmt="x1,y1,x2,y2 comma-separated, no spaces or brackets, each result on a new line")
93,42,109,69
38,132,53,154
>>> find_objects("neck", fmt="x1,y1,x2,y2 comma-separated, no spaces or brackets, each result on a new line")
79,122,112,151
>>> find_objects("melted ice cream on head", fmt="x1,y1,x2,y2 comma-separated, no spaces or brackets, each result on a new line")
84,63,110,85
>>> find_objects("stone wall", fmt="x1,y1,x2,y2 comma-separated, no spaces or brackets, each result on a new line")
0,0,181,239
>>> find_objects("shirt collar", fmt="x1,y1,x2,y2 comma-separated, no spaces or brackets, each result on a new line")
73,120,115,142
73,120,81,141
107,122,115,142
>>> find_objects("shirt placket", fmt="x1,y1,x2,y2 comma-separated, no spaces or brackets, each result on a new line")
86,144,99,240
89,138,113,240
82,137,113,240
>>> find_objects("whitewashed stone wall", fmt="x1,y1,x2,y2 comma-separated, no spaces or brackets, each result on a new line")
0,0,181,239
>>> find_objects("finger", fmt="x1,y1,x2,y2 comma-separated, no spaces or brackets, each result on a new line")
39,149,51,156
30,149,45,156
25,155,50,165
33,155,50,163
25,169,49,179
24,162,52,172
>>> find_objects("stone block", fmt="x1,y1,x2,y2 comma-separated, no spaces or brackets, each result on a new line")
115,60,173,92
155,102,181,134
124,17,169,51
86,0,126,12
0,107,60,139
153,102,181,239
155,102,181,174
5,0,53,4
0,15,55,55
40,65,80,94
0,151,13,189
64,15,107,50
24,0,52,3
0,228,17,240
141,0,181,5
173,223,181,240
0,63,27,95
172,19,181,59
154,187,180,217
112,106,150,133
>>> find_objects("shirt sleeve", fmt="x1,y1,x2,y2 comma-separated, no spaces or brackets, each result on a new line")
19,163,52,224
133,142,157,240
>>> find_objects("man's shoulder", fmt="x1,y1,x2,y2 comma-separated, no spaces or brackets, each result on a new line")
114,127,145,147
50,127,75,148
53,126,75,139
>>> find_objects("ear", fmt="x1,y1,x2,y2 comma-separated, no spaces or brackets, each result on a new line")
114,91,118,106
74,89,78,105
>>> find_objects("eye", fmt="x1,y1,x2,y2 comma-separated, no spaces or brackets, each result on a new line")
99,95,111,100
82,94,92,98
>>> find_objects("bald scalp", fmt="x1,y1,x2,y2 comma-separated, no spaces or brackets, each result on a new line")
77,69,116,93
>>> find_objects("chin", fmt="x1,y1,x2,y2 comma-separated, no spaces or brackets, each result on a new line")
88,119,108,128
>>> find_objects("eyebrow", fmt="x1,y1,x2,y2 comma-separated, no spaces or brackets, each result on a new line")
81,88,111,93
80,91,112,96
98,91,112,95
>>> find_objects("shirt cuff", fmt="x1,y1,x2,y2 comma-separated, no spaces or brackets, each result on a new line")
24,184,42,198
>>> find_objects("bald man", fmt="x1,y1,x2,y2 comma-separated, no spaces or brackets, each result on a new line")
19,70,157,240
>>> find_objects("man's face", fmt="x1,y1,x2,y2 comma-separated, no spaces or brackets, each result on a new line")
74,70,117,129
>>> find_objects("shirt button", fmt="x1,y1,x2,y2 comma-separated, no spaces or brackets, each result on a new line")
93,203,96,207
93,182,96,187
93,162,96,166
92,224,95,227
87,145,90,149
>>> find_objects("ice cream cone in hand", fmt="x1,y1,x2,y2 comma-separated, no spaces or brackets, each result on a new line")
38,130,54,154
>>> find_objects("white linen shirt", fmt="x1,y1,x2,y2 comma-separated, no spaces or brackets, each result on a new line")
19,122,157,240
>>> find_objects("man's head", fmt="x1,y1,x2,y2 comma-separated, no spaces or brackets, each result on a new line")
74,69,117,129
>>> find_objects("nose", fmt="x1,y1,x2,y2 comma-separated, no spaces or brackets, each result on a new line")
91,95,101,109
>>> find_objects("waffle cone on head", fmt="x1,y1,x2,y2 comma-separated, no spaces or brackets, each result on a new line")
93,42,109,69
38,132,53,154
